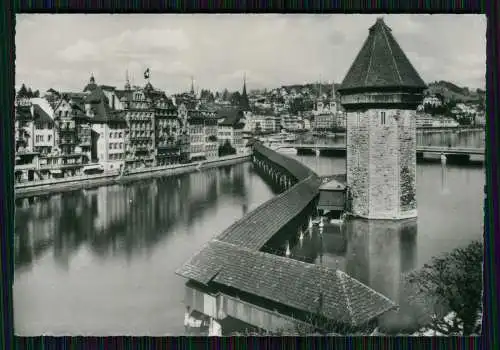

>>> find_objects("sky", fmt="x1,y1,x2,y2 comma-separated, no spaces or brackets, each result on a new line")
15,14,486,95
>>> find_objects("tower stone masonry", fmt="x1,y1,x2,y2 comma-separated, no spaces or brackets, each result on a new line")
338,18,427,220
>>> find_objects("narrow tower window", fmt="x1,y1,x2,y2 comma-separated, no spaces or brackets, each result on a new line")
381,111,386,124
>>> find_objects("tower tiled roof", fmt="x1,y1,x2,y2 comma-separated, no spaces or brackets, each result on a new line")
338,18,426,92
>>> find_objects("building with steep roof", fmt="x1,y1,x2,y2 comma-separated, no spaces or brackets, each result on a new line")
217,109,246,154
338,17,426,220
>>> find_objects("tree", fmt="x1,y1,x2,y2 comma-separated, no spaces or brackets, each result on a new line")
222,89,229,101
218,140,236,157
230,91,241,106
17,84,28,98
405,240,483,335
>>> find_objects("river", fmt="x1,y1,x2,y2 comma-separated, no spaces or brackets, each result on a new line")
13,163,278,335
13,130,484,335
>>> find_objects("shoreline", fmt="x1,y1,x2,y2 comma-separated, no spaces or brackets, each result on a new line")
15,154,251,199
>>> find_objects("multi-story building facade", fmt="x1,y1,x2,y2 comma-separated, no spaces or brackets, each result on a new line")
203,110,219,160
32,104,56,155
91,111,127,170
51,96,85,177
187,109,206,161
123,88,156,168
218,110,246,154
15,97,34,153
154,98,182,165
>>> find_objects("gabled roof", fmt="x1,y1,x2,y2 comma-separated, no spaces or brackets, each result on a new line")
91,109,126,124
338,18,426,93
176,240,396,326
218,108,245,127
33,104,53,124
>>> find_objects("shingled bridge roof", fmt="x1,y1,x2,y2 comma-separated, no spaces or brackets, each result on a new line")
176,240,397,326
216,174,321,250
338,17,426,93
177,144,398,326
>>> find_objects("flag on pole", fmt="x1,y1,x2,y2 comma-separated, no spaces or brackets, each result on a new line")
144,68,150,80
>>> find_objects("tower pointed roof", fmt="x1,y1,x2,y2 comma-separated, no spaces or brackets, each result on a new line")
338,17,426,93
240,72,250,110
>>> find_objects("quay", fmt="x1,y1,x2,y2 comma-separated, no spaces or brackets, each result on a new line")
14,153,251,199
176,142,397,335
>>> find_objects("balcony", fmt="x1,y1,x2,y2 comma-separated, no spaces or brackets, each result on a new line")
59,138,77,145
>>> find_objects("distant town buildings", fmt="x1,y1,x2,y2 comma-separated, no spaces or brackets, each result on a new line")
14,64,484,183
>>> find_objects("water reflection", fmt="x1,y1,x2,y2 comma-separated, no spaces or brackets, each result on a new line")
14,163,252,272
289,218,418,332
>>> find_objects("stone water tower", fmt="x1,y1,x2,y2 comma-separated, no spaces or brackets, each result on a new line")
338,17,427,220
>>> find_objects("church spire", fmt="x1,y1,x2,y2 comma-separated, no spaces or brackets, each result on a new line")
125,69,131,90
190,76,195,95
240,72,249,110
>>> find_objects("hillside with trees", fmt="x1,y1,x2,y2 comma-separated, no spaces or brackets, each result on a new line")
425,80,485,104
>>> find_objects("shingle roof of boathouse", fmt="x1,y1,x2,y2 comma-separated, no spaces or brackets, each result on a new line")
338,17,426,92
216,174,322,250
176,240,397,326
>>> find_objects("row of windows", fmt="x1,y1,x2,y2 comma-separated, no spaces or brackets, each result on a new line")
190,145,205,153
35,122,53,130
35,135,52,142
130,122,152,130
190,135,205,144
108,143,124,150
110,131,124,139
129,141,153,148
355,112,387,125
189,126,204,134
218,131,232,137
108,153,124,160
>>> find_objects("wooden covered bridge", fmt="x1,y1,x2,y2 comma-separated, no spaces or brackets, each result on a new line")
176,142,397,335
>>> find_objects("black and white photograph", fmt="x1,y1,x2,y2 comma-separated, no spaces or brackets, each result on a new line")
14,14,485,336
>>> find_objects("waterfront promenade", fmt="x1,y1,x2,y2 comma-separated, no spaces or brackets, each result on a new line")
15,153,251,198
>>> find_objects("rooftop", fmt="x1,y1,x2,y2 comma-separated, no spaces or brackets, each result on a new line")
338,17,426,93
216,175,321,250
176,240,396,326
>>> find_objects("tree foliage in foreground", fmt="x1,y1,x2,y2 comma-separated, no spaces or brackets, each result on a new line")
405,240,483,335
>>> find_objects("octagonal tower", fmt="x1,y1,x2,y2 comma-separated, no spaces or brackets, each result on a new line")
338,18,426,220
